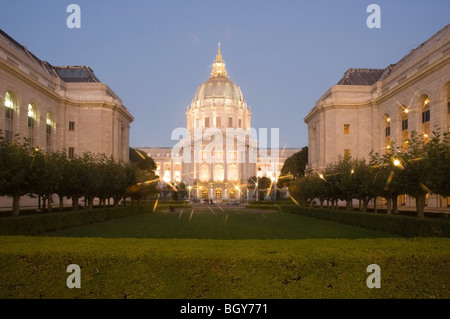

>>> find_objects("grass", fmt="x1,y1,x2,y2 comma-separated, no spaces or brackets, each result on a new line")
2,206,450,299
1,236,450,299
46,208,396,239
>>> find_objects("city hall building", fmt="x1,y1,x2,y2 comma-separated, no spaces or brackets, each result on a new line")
139,46,300,201
0,29,133,207
304,24,450,209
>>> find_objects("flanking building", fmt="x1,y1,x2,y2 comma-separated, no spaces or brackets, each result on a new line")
0,29,133,207
304,24,450,209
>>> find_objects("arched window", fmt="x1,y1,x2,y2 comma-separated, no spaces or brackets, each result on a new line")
201,187,208,199
384,113,391,152
227,164,238,182
401,106,408,148
4,92,15,141
46,112,54,151
215,188,222,199
229,188,236,199
213,164,224,182
200,164,209,182
28,104,37,146
421,95,431,136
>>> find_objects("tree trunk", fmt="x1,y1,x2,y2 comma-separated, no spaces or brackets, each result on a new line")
12,194,21,217
374,197,378,213
59,195,64,211
88,197,94,210
47,193,52,213
72,196,79,211
393,197,398,214
416,193,426,218
386,197,392,215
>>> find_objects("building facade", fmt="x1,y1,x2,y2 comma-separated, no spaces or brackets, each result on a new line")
0,29,133,161
0,29,133,208
304,24,450,208
139,45,301,201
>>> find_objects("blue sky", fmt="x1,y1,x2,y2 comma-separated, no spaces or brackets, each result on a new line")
1,1,449,149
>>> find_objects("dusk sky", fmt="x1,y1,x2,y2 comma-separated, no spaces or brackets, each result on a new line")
1,1,449,150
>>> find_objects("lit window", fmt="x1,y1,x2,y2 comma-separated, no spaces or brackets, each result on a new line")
227,164,238,182
213,164,224,182
344,149,351,157
344,124,350,134
46,113,54,151
422,96,431,136
28,104,37,146
200,164,209,182
4,92,15,141
215,188,222,199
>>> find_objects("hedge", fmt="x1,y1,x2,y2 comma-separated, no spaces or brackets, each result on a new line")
0,205,150,236
282,206,450,237
1,237,449,299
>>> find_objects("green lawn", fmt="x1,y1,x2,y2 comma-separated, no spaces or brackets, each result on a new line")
46,208,396,239
3,207,450,299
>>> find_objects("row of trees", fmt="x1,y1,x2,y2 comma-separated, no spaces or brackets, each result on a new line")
0,134,158,216
286,130,450,218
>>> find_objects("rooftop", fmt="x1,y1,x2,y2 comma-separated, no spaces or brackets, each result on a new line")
336,68,385,86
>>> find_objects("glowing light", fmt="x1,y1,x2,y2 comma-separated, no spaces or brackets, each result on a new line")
424,97,430,106
319,174,324,180
393,159,400,166
289,195,300,206
134,149,146,160
404,108,409,114
350,169,355,174
385,171,395,188
28,104,35,118
208,206,216,215
153,197,159,212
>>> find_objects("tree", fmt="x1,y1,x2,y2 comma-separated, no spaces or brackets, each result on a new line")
424,130,450,199
279,147,308,187
399,131,430,218
129,148,157,171
0,135,36,216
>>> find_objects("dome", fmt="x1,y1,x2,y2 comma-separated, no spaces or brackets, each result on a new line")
194,77,244,102
191,44,246,107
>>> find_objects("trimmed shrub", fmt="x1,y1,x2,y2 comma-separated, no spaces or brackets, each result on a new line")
0,206,149,236
1,237,449,299
282,206,450,237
